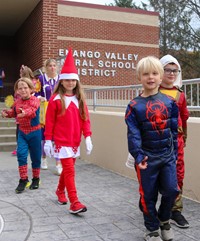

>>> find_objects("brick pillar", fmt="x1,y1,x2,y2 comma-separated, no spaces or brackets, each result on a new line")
42,0,58,61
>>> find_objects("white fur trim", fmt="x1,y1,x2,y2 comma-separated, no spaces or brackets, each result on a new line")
59,73,79,81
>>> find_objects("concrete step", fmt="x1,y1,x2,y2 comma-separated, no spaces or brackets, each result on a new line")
0,134,16,143
0,119,16,127
0,114,16,151
0,104,6,109
0,127,16,135
0,115,16,120
0,142,16,152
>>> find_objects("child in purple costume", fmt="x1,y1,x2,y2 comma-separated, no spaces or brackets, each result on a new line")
35,59,62,175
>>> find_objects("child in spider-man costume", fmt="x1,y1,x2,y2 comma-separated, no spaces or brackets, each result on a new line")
1,77,41,193
125,56,179,241
160,54,189,229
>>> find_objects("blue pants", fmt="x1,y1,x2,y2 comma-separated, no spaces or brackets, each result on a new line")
136,152,179,231
17,129,41,168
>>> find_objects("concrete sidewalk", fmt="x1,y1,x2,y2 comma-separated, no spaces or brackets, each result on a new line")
0,152,199,241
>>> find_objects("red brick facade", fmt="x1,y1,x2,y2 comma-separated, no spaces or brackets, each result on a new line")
16,1,43,70
57,1,159,86
0,0,159,97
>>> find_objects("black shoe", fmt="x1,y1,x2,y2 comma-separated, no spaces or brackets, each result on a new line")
29,178,40,190
171,211,189,228
15,179,30,193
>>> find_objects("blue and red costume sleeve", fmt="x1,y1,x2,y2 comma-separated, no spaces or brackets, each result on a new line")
125,100,145,165
170,99,179,160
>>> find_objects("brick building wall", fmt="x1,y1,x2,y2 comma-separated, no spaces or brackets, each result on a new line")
15,0,58,72
15,0,43,71
1,0,58,96
57,1,159,86
0,0,159,97
0,0,44,98
15,0,58,73
42,0,58,61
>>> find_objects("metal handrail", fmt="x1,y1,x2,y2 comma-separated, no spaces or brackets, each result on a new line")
85,78,200,112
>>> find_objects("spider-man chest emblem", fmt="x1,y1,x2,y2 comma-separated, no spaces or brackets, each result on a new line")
146,100,168,133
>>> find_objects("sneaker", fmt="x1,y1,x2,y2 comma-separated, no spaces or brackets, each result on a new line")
144,230,162,241
55,189,68,205
41,158,48,169
171,211,189,228
29,178,40,190
55,164,62,176
160,222,174,241
15,179,30,193
12,149,17,156
69,201,87,214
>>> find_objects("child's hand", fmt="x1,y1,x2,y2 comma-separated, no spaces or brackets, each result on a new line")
40,97,47,102
1,110,8,118
17,108,25,118
138,156,148,170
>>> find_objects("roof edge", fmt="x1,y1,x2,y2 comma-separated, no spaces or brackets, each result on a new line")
58,1,159,16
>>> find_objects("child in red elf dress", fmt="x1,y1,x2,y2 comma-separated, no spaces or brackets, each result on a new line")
44,48,93,214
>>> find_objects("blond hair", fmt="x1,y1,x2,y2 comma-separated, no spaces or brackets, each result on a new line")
14,77,35,94
43,59,57,73
53,80,87,120
136,56,164,81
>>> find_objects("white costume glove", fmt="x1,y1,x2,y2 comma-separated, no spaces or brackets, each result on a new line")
85,136,93,155
44,140,54,157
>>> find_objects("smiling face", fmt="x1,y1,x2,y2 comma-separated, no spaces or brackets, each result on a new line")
17,81,32,99
61,79,77,95
136,56,163,97
140,70,162,97
162,63,180,88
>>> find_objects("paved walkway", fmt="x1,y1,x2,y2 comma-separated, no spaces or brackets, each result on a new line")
0,152,200,241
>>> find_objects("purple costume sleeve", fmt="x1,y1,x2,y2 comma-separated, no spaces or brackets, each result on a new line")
34,74,59,101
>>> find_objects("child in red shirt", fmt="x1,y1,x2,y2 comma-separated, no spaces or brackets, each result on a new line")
160,54,189,228
1,77,41,193
12,65,36,156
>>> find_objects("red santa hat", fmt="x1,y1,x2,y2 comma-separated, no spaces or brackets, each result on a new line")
59,48,79,81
